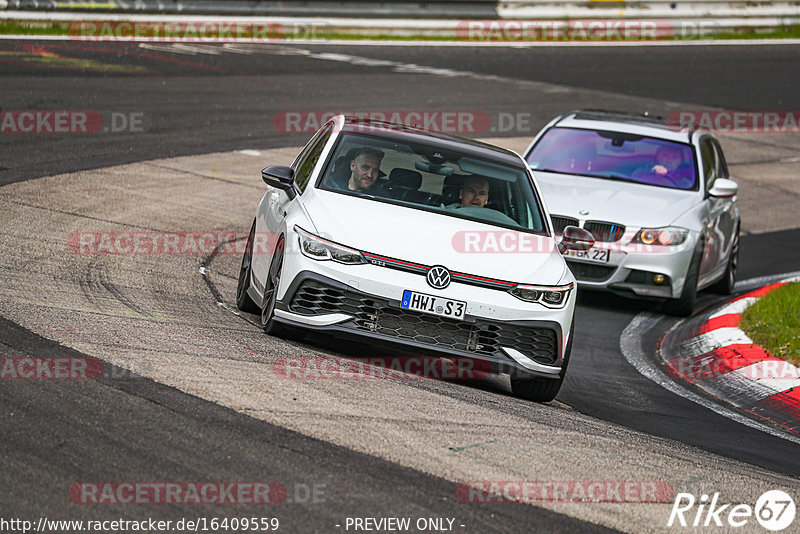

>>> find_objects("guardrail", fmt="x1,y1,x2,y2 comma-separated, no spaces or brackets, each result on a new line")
2,0,800,35
500,0,800,23
0,0,499,18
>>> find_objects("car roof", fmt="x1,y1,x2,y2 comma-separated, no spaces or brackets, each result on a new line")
335,115,526,167
552,110,701,144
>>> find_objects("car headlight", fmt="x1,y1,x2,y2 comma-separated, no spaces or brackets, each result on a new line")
633,227,689,246
509,283,573,308
295,226,367,265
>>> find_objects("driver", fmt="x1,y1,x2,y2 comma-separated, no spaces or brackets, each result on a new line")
650,145,684,176
633,145,694,189
458,176,490,208
347,148,383,192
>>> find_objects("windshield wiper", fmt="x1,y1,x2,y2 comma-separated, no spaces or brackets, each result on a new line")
602,174,640,184
532,168,642,185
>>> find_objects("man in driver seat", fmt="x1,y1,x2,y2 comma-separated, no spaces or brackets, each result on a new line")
633,145,694,189
329,147,384,192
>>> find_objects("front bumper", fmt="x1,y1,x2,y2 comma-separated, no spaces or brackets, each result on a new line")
273,270,568,380
566,235,696,300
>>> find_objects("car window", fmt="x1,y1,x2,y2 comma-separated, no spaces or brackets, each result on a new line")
294,124,333,192
699,137,718,190
317,133,547,234
711,138,729,179
525,127,699,191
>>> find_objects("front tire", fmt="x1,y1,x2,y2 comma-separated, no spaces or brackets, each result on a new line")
664,239,703,317
711,226,739,295
260,237,290,337
236,220,260,314
511,321,574,403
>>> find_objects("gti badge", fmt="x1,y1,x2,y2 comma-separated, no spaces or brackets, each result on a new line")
427,265,451,289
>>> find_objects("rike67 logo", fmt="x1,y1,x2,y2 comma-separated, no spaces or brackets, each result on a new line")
668,490,795,531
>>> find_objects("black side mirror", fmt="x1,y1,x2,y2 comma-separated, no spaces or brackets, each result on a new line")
262,165,296,200
558,226,595,254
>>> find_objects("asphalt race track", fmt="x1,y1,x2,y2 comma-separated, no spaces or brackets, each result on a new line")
2,40,800,532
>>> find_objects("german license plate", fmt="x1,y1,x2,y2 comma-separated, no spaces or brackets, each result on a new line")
401,290,466,320
565,248,611,264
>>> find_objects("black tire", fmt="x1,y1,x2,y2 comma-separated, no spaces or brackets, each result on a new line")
663,239,704,317
236,220,260,314
710,226,739,295
510,321,574,403
260,237,289,337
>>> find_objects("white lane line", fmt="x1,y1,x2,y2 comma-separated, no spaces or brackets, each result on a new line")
282,49,575,94
735,361,800,392
620,312,800,444
678,327,753,356
700,374,784,405
736,360,800,380
709,297,757,319
203,38,800,48
734,271,800,292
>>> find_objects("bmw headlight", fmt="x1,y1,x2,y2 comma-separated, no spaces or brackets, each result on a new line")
509,283,573,308
633,227,689,246
295,226,367,265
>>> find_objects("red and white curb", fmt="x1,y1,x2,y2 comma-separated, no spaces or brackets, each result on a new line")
661,278,800,435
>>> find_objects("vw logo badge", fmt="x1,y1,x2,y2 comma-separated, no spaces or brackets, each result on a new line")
427,265,451,289
579,209,590,216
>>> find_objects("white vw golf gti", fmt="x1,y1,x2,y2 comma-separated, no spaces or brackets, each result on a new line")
237,116,594,401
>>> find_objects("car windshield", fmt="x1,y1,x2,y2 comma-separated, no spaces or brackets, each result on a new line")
526,127,698,191
317,133,548,234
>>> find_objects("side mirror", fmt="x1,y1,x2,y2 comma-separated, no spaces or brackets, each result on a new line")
558,226,595,254
708,178,738,198
262,165,296,199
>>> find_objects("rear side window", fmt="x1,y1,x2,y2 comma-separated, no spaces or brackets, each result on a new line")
294,125,333,192
712,139,729,179
699,137,718,190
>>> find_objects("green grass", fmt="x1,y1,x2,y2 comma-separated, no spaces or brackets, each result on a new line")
712,25,800,40
740,282,800,365
0,21,70,36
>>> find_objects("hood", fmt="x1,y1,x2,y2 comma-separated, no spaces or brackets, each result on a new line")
533,171,699,228
302,189,567,285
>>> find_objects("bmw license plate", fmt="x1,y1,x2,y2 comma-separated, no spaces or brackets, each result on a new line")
565,248,611,264
401,290,466,320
